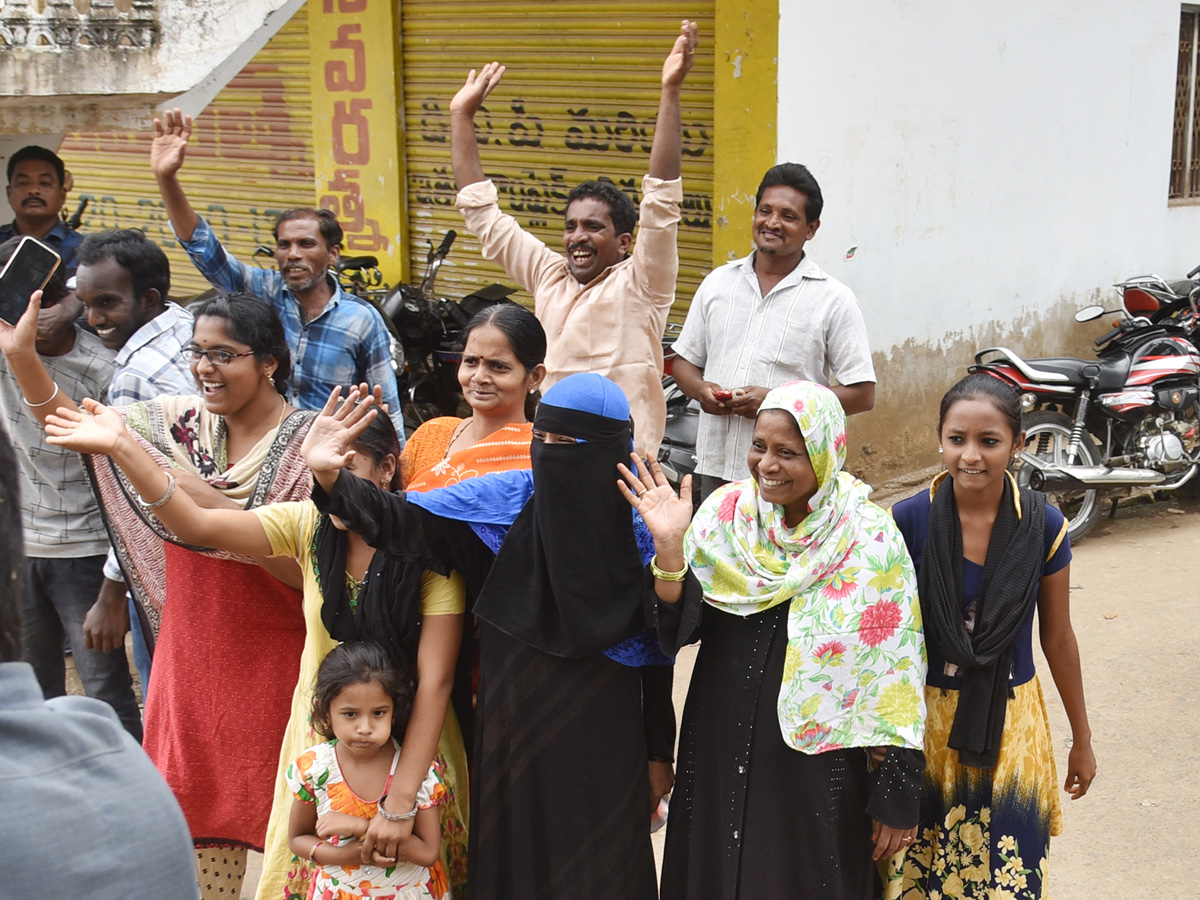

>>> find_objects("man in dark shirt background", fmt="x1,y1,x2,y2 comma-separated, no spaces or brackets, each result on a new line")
2,145,83,277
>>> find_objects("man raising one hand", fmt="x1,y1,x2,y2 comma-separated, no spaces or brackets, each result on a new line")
150,111,404,437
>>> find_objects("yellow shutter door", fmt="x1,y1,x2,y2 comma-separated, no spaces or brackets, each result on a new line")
399,1,715,320
58,6,315,300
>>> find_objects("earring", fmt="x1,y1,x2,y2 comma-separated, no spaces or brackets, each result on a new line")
938,447,943,454
529,388,536,394
267,372,276,386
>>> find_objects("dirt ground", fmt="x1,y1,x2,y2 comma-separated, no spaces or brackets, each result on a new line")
65,494,1190,898
1028,495,1197,898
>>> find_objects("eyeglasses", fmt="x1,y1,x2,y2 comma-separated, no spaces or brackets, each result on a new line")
182,347,256,367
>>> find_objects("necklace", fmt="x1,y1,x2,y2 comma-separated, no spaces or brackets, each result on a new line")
276,397,288,429
445,417,474,458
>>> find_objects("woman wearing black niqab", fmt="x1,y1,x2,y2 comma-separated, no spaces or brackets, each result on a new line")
309,373,673,900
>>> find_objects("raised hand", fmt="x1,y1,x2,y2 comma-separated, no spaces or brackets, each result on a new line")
450,62,506,118
150,107,194,180
301,386,378,479
617,454,693,546
662,19,699,90
44,397,126,455
0,289,42,359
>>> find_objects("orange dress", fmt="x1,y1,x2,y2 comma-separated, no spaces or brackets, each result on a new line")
401,418,533,490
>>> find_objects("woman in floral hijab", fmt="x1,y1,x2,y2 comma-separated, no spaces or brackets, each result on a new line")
620,380,927,900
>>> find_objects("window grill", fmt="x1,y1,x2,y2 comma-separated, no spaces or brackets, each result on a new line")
1171,8,1200,199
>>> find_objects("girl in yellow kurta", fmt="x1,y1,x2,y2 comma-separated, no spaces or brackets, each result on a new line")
43,397,469,900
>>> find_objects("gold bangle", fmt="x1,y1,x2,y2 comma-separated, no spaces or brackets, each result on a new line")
309,839,324,863
650,554,687,582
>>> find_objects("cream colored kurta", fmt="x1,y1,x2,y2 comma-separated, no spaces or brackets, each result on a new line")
456,175,683,457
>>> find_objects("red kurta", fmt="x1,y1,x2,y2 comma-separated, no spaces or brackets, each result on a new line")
143,545,305,848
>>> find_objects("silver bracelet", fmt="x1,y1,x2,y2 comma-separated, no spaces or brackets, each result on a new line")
136,472,177,510
23,382,60,408
376,797,419,822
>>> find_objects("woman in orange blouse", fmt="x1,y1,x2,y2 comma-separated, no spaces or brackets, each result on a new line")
401,303,546,490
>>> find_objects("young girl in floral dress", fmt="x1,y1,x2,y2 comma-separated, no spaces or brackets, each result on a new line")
288,642,447,900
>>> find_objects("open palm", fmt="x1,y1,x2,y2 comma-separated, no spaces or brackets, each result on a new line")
300,386,377,475
450,62,505,117
44,398,125,455
661,20,699,89
150,107,193,179
617,455,693,547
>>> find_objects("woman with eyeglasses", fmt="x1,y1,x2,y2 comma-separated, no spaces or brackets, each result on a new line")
0,288,313,899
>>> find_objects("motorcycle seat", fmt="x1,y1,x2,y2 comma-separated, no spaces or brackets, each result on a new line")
976,347,1129,391
337,256,379,272
1021,354,1130,391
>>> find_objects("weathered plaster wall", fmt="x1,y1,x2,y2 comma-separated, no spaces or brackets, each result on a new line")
0,0,303,133
773,0,1200,483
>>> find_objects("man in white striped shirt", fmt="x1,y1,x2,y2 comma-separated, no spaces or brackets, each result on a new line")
672,163,876,502
75,231,193,693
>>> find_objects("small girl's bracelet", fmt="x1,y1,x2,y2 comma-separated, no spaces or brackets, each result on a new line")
650,554,687,582
376,798,419,822
309,839,325,862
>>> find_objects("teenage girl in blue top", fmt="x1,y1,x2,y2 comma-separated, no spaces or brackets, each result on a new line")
883,373,1095,900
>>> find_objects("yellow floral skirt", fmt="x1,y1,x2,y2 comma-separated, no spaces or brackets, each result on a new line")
880,676,1063,900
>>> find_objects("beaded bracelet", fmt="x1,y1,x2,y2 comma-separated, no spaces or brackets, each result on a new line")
649,554,687,582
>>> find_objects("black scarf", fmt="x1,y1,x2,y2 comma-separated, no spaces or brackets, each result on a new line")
313,515,425,681
919,475,1045,768
471,404,646,657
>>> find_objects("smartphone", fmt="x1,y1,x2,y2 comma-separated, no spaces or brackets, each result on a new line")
0,236,61,326
713,389,734,402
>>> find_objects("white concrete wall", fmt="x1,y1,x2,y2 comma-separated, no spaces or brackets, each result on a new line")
778,0,1200,353
773,0,1200,479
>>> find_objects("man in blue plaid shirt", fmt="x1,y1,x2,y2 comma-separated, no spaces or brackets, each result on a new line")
150,108,404,439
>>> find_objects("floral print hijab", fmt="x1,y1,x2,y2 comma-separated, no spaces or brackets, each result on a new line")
684,381,927,753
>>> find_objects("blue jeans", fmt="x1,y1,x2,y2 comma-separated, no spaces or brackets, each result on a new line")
21,556,143,741
128,595,153,695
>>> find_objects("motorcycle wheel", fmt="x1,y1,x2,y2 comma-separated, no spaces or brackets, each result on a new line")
1016,410,1101,543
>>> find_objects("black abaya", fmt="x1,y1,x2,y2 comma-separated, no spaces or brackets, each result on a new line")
657,593,920,900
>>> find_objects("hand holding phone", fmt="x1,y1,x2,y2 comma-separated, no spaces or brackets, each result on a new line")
0,236,61,326
712,389,734,402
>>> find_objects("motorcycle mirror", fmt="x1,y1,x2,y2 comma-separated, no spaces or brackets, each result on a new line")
1074,305,1105,322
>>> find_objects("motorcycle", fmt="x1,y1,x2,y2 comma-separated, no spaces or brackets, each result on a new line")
971,305,1200,543
1113,264,1200,348
338,232,516,432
